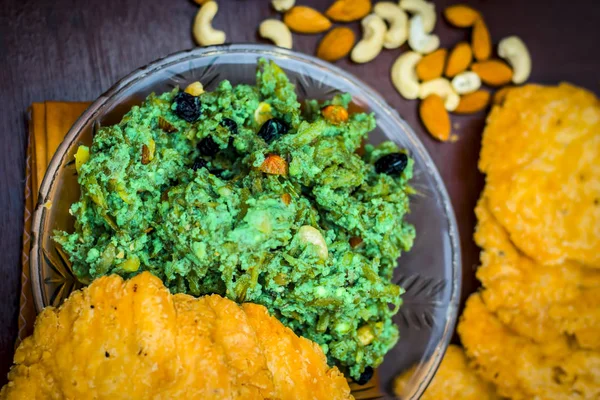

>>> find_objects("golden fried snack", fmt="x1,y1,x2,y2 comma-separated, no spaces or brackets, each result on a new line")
459,293,600,400
480,83,600,268
474,197,600,350
393,345,499,400
0,273,352,400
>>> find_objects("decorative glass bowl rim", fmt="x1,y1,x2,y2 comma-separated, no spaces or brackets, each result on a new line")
29,44,461,398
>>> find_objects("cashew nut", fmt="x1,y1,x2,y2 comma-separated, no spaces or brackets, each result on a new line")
498,36,531,84
259,19,293,49
419,78,460,111
399,0,436,33
184,81,205,96
254,102,273,125
408,14,440,54
193,1,226,46
451,71,481,95
373,2,408,49
298,226,328,260
391,51,422,100
350,14,388,64
271,0,295,12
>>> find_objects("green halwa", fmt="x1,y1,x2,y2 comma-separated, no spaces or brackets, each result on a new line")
55,59,415,379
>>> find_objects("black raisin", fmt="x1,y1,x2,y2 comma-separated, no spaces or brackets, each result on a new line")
355,367,373,385
257,118,289,143
220,118,238,135
191,158,207,171
209,168,225,178
198,136,220,156
374,153,408,176
173,92,201,122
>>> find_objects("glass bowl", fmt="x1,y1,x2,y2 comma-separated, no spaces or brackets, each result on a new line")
30,44,460,399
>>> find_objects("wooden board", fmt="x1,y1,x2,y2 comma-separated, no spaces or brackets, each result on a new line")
0,0,598,384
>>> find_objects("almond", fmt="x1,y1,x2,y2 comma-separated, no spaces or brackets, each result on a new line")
317,27,356,62
419,95,451,141
454,90,491,114
326,0,371,22
472,18,492,61
416,48,448,81
445,42,473,78
444,4,481,27
471,60,513,86
284,6,331,34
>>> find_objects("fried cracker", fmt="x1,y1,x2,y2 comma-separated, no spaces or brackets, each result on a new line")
474,197,600,350
459,293,600,400
480,83,600,268
393,345,499,400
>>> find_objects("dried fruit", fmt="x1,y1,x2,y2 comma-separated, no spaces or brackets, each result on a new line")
283,6,332,34
121,256,141,272
259,18,293,49
325,0,372,22
416,48,447,81
158,116,177,133
220,117,238,136
297,225,328,260
355,366,374,385
141,144,150,165
198,135,220,156
472,60,513,86
374,153,409,176
349,236,363,248
407,13,440,54
316,27,356,62
272,0,295,13
419,78,460,111
184,81,205,96
75,145,90,174
173,92,202,122
453,90,491,114
257,118,289,143
392,51,423,100
498,36,532,84
472,18,492,61
351,14,387,63
357,325,375,346
321,105,349,124
445,42,473,78
419,94,451,141
260,154,288,176
281,193,292,205
451,71,481,94
443,4,481,27
191,158,208,171
254,102,273,125
193,0,226,46
374,1,409,49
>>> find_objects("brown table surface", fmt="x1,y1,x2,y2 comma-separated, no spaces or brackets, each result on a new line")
1,0,599,384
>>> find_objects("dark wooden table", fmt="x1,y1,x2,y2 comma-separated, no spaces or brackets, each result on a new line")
1,0,598,384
